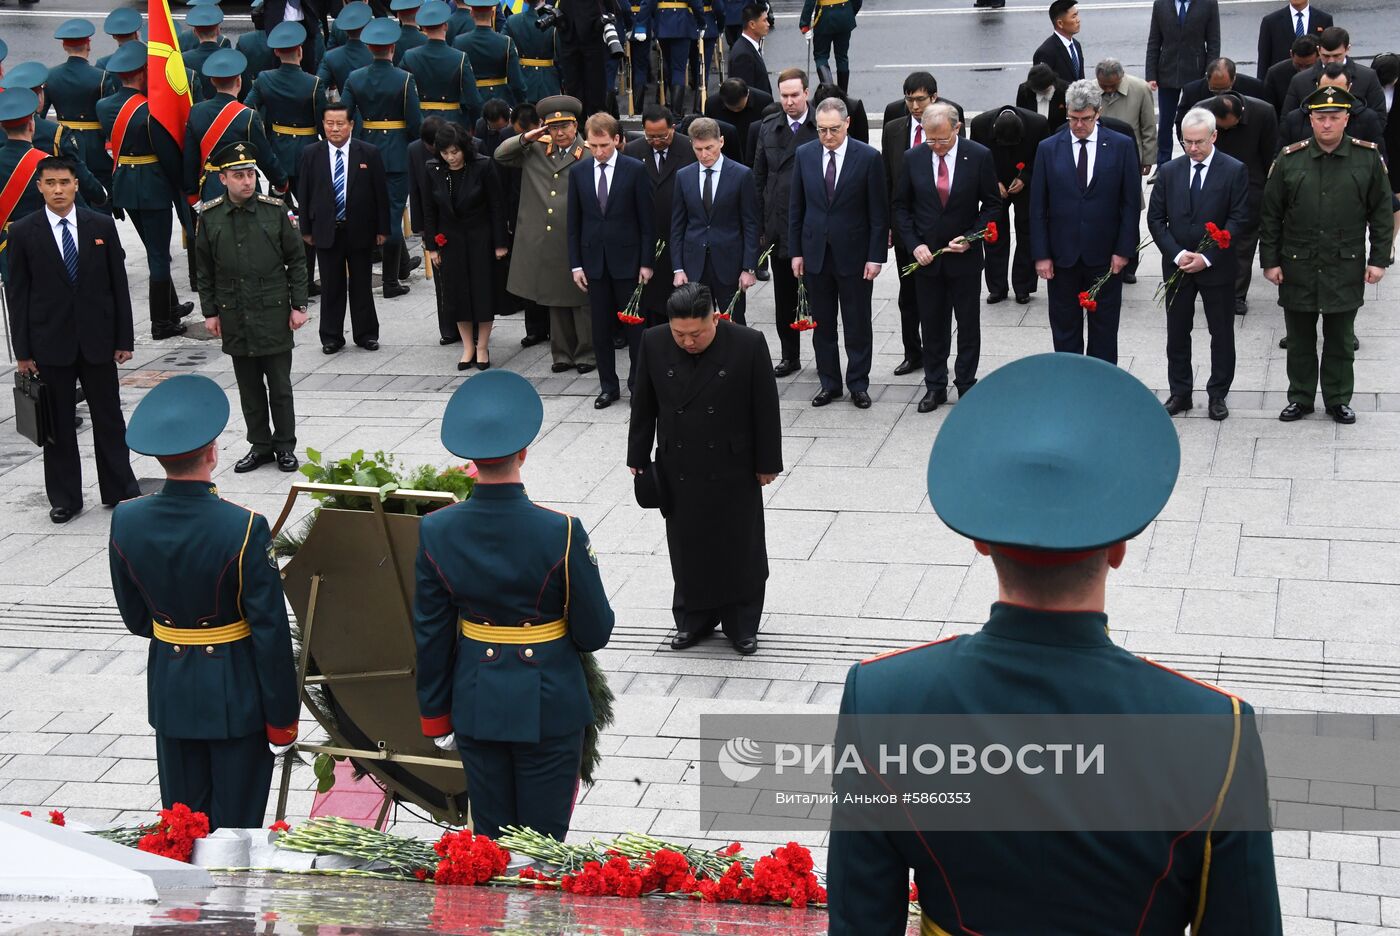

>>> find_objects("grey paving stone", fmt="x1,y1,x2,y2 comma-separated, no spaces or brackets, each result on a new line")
39,712,108,734
1312,833,1381,864
0,754,116,782
715,678,770,701
1309,890,1380,924
669,676,724,699
44,781,162,810
46,734,122,758
0,733,61,755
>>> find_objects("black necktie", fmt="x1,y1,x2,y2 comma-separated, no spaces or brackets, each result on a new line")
1077,138,1089,189
1190,161,1204,208
1295,10,1304,36
657,149,665,172
702,167,714,216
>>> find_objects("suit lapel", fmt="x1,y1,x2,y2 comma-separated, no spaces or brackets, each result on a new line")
343,141,359,194
74,212,92,284
38,213,72,284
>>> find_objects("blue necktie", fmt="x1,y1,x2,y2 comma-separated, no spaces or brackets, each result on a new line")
59,217,78,284
1190,161,1204,209
1069,41,1081,79
1294,10,1304,36
1178,0,1187,25
333,149,346,220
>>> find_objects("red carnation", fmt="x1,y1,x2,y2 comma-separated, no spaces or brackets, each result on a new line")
1015,161,1026,171
983,221,999,244
910,881,919,903
1078,291,1097,312
414,868,429,881
19,810,31,818
434,233,447,247
268,820,290,833
48,810,65,826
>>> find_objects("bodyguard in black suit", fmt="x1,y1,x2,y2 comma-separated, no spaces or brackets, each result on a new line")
1032,0,1086,85
1281,30,1387,120
1203,92,1278,314
625,106,696,325
6,157,139,523
1378,54,1400,194
893,105,1001,412
1148,109,1250,420
1174,59,1268,140
1145,0,1220,165
297,103,391,352
703,81,772,165
725,4,772,98
1264,37,1318,114
567,113,654,408
789,97,887,408
970,105,1047,304
1256,0,1332,80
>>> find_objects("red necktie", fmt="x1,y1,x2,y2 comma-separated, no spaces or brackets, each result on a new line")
937,154,950,207
914,125,923,147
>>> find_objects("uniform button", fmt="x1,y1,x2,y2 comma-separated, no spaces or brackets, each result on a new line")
523,622,532,628
550,190,556,196
546,225,552,232
679,474,686,481
676,441,683,449
706,405,714,414
205,646,214,654
554,172,560,178
524,648,534,658
486,648,495,657
548,208,554,214
707,441,715,449
676,408,684,415
172,645,181,653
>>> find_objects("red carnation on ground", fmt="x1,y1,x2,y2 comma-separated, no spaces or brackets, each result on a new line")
48,810,65,826
19,810,31,818
433,233,447,248
432,829,510,885
137,803,210,863
268,820,290,833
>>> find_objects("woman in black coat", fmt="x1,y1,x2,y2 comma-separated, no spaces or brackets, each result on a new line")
422,123,509,369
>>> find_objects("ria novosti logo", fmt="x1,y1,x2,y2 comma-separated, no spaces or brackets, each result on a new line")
717,737,765,783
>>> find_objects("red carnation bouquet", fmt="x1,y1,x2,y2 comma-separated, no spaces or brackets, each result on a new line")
137,803,210,863
790,280,816,331
1078,235,1154,312
900,222,998,276
718,246,774,320
618,240,666,325
1155,221,1231,305
433,829,511,885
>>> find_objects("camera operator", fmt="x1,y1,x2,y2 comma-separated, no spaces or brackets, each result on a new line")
554,0,627,116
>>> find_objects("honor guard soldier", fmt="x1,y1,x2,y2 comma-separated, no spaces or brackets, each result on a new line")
109,375,301,832
0,88,48,275
452,0,530,108
1262,85,1394,426
391,0,431,66
235,11,278,100
413,370,616,841
405,1,485,128
505,0,563,104
185,5,234,101
179,0,234,56
3,63,108,210
97,10,148,97
826,353,1283,935
798,0,859,91
343,17,425,297
319,3,376,94
95,42,198,339
45,19,110,212
640,0,705,114
446,0,477,44
622,0,653,114
184,50,287,209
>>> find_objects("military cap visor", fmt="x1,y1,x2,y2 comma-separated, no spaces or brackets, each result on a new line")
0,88,40,122
537,94,582,124
188,0,225,5
441,371,544,461
267,21,308,49
105,41,148,74
185,6,225,28
1303,85,1355,112
466,0,499,8
417,0,453,26
126,375,230,458
104,9,144,36
927,354,1180,554
390,0,425,10
54,19,97,40
336,2,374,30
202,48,247,78
5,62,50,91
361,18,402,44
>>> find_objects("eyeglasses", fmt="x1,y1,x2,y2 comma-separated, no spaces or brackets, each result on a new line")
1067,115,1098,125
1181,137,1212,149
926,136,957,147
816,126,844,136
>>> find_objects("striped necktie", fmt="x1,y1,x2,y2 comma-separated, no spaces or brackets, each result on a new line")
59,218,78,284
333,149,347,220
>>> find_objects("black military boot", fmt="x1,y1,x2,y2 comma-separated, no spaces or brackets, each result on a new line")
150,279,187,340
168,280,194,319
382,240,409,299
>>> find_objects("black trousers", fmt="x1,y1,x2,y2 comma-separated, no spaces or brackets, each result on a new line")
893,242,923,361
672,581,765,642
318,225,379,346
1165,275,1236,400
1046,261,1123,364
40,358,139,513
231,351,297,456
700,257,743,324
808,247,874,394
1233,217,1261,304
586,273,643,396
915,269,981,393
983,197,1036,299
560,39,608,117
457,729,584,841
771,253,801,362
156,732,273,832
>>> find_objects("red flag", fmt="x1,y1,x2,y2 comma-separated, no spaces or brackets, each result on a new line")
147,0,193,149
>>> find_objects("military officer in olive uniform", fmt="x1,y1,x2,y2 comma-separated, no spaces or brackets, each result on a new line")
195,142,310,474
342,17,425,298
404,1,484,128
184,50,288,208
110,375,301,832
391,0,431,66
798,0,859,91
1261,86,1394,426
414,370,615,841
505,0,563,104
452,0,529,107
4,64,108,210
45,19,110,212
826,353,1282,935
319,3,376,94
96,42,196,340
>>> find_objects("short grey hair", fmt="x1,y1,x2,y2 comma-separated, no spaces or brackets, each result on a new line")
687,116,721,142
1094,57,1124,80
1179,107,1216,135
921,102,960,133
1065,78,1103,112
814,97,848,121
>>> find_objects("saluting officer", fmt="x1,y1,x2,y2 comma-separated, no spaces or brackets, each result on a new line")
343,17,425,299
826,353,1283,934
110,375,301,832
505,0,563,104
798,0,859,91
45,19,109,213
184,50,287,207
1262,85,1394,426
452,0,529,107
0,88,49,276
185,5,233,101
414,370,615,841
391,0,431,65
404,1,484,128
3,63,107,210
95,42,196,340
319,3,377,94
641,0,705,115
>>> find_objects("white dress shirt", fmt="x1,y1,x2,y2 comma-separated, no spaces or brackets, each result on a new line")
787,109,809,134
284,0,305,21
1072,127,1098,186
742,33,762,55
696,153,725,199
1034,87,1054,119
820,138,848,188
46,206,78,260
1292,4,1310,35
594,154,616,203
1175,149,1215,267
1057,31,1079,71
1384,83,1395,116
327,139,351,181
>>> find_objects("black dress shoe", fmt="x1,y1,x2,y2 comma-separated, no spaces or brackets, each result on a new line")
152,322,187,340
671,630,705,650
457,361,474,371
1208,399,1229,421
405,256,422,274
308,281,322,298
576,363,596,374
550,362,574,373
383,283,410,299
986,292,1008,304
917,389,947,413
1234,298,1248,316
755,267,770,281
1015,293,1031,304
358,339,380,351
1326,403,1357,424
521,334,547,347
1353,336,1360,351
812,389,843,407
440,335,461,346
773,359,801,378
276,451,299,472
49,506,76,524
1163,394,1193,416
322,340,345,354
851,390,872,409
1121,273,1137,285
234,450,275,473
173,301,195,319
1279,335,1288,349
892,358,922,376
732,637,759,656
612,335,626,350
595,391,620,409
1279,402,1314,422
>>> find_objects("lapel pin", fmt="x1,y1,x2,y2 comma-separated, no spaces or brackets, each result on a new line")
94,238,104,245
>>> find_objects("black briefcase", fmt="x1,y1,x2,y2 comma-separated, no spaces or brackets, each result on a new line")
13,371,54,447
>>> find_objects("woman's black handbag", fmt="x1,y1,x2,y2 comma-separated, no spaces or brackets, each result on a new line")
13,371,54,447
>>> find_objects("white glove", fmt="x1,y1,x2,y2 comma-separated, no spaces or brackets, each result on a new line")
269,742,294,755
433,734,458,752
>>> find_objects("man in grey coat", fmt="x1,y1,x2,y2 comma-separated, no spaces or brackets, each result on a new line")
1145,0,1220,166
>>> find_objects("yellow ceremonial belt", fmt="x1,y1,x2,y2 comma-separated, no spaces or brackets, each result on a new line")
920,916,953,936
477,77,508,87
59,120,102,130
362,119,407,130
818,0,848,6
117,154,159,165
460,618,567,643
420,102,459,111
272,123,317,135
657,2,691,8
521,57,554,67
152,619,252,646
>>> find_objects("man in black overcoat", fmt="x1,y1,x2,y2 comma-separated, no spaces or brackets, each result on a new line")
627,283,783,656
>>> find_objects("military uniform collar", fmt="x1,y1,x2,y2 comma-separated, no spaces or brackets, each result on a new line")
161,479,219,497
982,601,1113,648
1309,135,1350,158
278,62,302,72
469,482,526,499
213,91,237,103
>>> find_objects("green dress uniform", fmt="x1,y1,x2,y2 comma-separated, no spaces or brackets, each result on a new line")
318,38,375,94
392,17,431,66
110,375,301,832
183,51,289,205
404,37,484,128
798,0,859,89
1259,86,1395,420
0,88,48,279
178,0,233,57
413,371,615,840
452,23,529,107
195,142,309,461
43,39,110,211
504,5,562,103
446,5,476,44
1,63,108,211
235,30,278,99
185,41,226,102
826,353,1282,935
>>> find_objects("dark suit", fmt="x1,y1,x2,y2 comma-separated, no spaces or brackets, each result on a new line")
4,208,139,513
626,133,696,323
568,153,654,397
1146,0,1221,163
789,138,888,394
1148,151,1249,400
969,105,1048,301
703,89,772,165
881,98,966,132
1032,33,1085,85
881,115,923,363
753,109,819,363
1263,59,1303,114
1282,61,1387,123
1213,94,1278,304
1175,74,1269,140
297,139,391,347
1385,87,1400,193
1017,78,1070,131
1256,4,1332,80
892,140,1002,395
671,157,761,323
406,138,434,237
725,34,771,98
1029,125,1143,363
263,0,336,74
